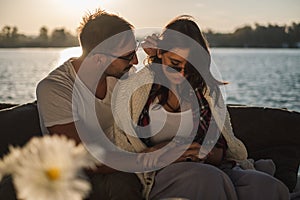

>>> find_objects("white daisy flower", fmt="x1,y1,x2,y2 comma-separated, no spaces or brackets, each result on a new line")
5,135,98,200
0,146,23,176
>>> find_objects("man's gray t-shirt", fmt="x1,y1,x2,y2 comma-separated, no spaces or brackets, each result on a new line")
36,59,117,137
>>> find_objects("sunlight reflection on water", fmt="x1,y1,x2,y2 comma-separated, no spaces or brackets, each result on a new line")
0,47,299,112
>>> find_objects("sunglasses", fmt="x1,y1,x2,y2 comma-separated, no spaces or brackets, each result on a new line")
94,41,140,61
103,51,136,61
165,66,185,74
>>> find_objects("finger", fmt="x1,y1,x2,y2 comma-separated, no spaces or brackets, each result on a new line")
149,34,159,42
151,33,159,39
180,143,201,152
147,34,159,41
175,155,189,163
144,36,158,46
181,149,200,158
189,142,201,148
141,41,157,50
198,150,210,159
141,40,157,55
177,142,200,150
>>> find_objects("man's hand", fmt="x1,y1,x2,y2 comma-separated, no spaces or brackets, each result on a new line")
138,141,209,169
175,142,209,163
141,34,159,57
48,122,118,174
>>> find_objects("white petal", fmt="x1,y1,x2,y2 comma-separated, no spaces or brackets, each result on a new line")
10,135,93,200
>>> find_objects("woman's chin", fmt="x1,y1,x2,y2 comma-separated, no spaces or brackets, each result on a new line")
171,77,184,85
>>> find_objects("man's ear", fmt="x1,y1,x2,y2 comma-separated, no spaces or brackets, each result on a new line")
92,54,107,65
157,49,162,58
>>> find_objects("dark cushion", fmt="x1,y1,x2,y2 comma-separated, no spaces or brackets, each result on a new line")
0,102,299,191
0,102,42,158
228,105,300,192
0,103,18,110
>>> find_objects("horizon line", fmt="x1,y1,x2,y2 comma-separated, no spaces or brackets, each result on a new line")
1,20,299,36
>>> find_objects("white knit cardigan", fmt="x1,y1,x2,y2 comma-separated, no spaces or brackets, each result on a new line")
111,66,254,199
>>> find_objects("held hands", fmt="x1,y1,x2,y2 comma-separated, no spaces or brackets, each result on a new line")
175,143,223,166
141,34,159,57
175,142,211,163
138,141,212,170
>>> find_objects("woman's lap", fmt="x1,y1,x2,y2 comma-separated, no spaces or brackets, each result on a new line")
149,162,237,200
149,162,290,200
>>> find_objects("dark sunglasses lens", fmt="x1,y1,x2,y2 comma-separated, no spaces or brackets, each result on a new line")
166,66,183,73
119,52,136,61
129,52,136,60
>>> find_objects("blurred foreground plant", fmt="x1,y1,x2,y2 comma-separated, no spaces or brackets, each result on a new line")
0,135,98,200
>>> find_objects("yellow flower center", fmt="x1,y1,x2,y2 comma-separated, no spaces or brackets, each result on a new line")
45,167,61,181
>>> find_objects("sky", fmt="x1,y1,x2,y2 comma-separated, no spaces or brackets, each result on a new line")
0,0,299,36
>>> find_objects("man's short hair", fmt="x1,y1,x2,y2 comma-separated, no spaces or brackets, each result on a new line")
78,9,134,56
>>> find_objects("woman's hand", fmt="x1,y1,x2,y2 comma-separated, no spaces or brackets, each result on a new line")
176,143,223,166
141,141,170,153
204,147,223,166
139,141,208,167
175,142,210,163
141,34,159,57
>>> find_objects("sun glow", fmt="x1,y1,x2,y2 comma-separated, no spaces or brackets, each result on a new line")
32,0,117,35
58,0,115,13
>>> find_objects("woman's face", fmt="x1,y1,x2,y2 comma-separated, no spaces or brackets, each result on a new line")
158,48,190,85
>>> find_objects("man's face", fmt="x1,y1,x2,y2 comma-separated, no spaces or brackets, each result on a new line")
104,37,139,79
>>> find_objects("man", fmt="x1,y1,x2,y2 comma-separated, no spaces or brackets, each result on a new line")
36,9,143,200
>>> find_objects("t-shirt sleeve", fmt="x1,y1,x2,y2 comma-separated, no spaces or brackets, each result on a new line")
36,78,78,128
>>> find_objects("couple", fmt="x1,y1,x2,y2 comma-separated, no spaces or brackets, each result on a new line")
36,9,289,200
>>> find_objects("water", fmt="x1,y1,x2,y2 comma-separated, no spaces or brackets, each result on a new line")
0,47,299,112
0,48,65,103
211,48,300,112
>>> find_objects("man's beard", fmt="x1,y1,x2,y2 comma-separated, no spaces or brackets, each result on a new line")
107,65,132,80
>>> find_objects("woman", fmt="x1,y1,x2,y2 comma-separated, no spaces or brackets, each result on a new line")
134,15,290,200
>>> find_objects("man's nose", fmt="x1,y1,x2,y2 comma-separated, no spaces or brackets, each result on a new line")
130,53,138,65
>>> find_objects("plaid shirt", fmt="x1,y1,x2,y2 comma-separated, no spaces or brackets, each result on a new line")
137,85,228,153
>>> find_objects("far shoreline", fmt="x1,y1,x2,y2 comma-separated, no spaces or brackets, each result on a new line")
0,46,299,49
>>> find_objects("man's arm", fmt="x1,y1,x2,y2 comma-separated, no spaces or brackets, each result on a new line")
48,122,118,174
48,122,81,144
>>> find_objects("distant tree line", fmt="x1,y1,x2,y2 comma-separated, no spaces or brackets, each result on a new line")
0,26,78,48
0,22,299,48
204,22,300,48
